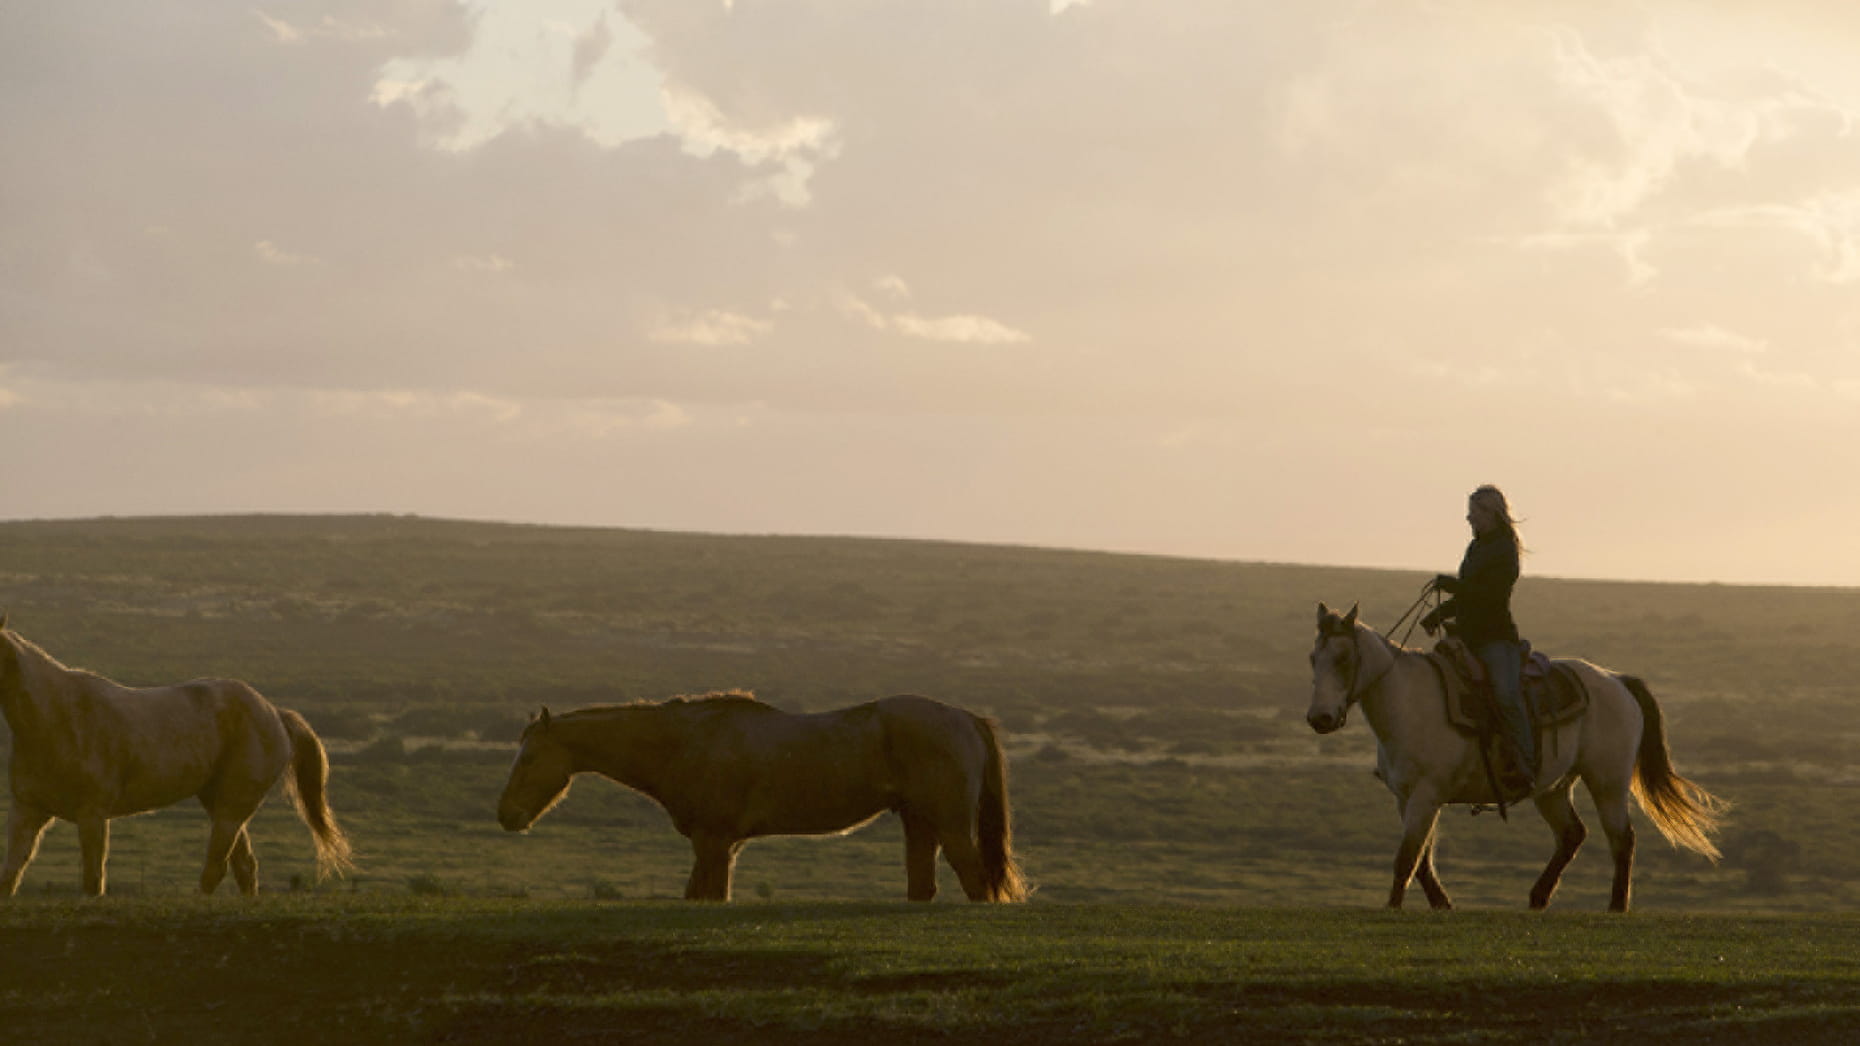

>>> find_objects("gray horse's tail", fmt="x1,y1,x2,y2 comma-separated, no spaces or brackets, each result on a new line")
1622,676,1726,861
973,715,1029,902
280,708,357,880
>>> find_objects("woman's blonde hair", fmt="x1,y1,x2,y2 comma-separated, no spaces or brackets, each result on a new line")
1472,484,1526,554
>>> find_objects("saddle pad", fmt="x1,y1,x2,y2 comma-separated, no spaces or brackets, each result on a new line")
1427,651,1591,737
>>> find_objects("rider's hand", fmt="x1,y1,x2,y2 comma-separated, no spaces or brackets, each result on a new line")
1420,609,1441,636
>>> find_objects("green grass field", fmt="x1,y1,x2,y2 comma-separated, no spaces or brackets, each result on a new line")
4,515,1860,1041
4,899,1859,1044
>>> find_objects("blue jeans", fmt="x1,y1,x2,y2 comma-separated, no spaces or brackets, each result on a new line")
1475,640,1534,774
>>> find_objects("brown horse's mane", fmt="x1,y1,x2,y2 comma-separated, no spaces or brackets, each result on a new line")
550,690,766,725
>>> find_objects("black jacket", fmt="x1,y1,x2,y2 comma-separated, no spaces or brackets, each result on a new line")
1436,530,1520,647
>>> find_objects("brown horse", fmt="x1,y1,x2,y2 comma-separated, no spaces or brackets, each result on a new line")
1,618,353,896
498,692,1028,902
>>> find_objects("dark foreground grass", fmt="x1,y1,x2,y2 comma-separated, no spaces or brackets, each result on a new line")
3,900,1858,1045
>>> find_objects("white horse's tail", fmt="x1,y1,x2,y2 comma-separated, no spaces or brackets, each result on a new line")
279,708,356,880
1622,676,1727,861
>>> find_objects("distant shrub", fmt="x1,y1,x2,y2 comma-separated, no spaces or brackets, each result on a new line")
1722,829,1801,896
406,873,450,897
353,736,408,764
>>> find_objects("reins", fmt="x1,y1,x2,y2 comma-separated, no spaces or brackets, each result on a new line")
1384,578,1442,650
1338,579,1442,708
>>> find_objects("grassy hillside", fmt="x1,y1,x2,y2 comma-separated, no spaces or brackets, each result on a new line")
2,515,1859,909
4,899,1859,1044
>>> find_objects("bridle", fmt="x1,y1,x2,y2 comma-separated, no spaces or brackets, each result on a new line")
1321,625,1393,714
1318,580,1441,717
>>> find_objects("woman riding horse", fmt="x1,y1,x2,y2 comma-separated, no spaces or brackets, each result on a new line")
1421,484,1533,793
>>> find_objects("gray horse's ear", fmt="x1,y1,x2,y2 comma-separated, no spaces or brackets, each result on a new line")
539,706,551,727
1316,602,1331,627
1341,603,1359,630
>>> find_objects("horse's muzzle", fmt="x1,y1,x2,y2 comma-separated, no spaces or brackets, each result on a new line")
1307,710,1345,734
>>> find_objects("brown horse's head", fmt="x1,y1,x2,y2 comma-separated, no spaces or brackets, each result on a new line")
1306,602,1361,734
498,707,575,832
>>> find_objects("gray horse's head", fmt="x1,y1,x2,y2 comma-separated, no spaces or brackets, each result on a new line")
1306,602,1361,734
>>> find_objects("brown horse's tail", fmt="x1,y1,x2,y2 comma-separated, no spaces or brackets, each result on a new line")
1622,676,1727,862
279,708,356,880
973,715,1029,902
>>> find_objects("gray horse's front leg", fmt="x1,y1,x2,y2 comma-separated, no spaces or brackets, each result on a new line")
1414,837,1453,910
1390,792,1445,910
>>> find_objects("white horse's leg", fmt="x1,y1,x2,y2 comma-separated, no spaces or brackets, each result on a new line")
1390,792,1446,910
229,828,259,896
1,804,53,897
199,816,252,895
900,810,941,902
76,817,111,897
1529,784,1587,910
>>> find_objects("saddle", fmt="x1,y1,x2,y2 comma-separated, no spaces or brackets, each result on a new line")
1425,639,1590,815
1425,638,1590,739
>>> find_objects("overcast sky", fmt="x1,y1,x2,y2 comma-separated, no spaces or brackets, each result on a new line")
5,1,1860,586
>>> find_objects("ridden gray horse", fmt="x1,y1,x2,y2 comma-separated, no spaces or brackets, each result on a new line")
1306,602,1724,912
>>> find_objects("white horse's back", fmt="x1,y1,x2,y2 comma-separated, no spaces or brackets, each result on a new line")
39,678,290,818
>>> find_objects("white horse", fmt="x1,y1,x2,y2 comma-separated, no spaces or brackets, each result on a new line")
1,618,354,896
1305,602,1725,912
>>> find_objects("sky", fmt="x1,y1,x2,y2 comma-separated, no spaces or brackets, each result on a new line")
4,1,1860,587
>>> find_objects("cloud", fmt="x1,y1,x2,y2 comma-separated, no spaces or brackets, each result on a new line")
450,253,515,273
1659,324,1767,353
252,7,392,44
649,309,773,346
10,2,1860,582
891,313,1033,346
834,290,1030,346
254,240,321,266
569,13,612,93
1691,192,1860,283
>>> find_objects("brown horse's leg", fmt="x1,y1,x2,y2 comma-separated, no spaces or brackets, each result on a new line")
1529,787,1587,911
901,811,940,902
0,804,52,897
936,827,990,901
1390,796,1444,910
685,835,742,901
77,817,111,897
230,829,259,896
